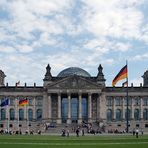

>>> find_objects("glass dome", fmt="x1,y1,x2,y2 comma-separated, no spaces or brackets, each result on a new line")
57,67,91,77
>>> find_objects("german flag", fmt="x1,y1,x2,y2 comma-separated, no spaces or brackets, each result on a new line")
112,65,128,86
19,99,28,106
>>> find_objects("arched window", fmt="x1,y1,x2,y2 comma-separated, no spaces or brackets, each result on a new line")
143,109,148,120
28,109,33,121
1,109,6,120
36,109,42,120
107,109,112,121
116,109,122,121
134,109,140,120
125,109,131,120
19,109,24,121
10,108,15,120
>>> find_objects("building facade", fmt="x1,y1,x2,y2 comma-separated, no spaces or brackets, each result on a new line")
0,64,148,132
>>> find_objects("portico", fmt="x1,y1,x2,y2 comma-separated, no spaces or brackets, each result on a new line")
47,92,101,124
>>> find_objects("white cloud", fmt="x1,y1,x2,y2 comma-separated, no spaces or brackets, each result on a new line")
81,0,144,39
0,0,147,85
0,45,16,53
112,42,131,52
130,53,148,61
16,45,34,53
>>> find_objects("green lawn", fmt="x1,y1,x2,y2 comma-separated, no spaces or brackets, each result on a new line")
0,134,148,148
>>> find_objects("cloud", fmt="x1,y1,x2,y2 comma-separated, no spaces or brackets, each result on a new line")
130,53,148,61
0,0,147,85
81,0,144,40
0,45,16,53
112,42,131,52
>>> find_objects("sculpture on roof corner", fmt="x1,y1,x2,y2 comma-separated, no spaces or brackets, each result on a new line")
0,70,6,86
44,64,52,81
96,64,106,85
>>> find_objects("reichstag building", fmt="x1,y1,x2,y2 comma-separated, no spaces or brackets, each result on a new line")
0,64,148,132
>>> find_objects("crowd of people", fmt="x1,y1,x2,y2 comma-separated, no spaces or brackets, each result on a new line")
0,129,42,135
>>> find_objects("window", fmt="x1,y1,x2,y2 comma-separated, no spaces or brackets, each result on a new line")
125,109,131,120
134,98,140,106
19,109,24,121
116,109,122,121
71,98,78,122
124,98,132,106
1,108,6,120
0,124,3,128
36,98,43,106
61,98,68,123
36,109,42,120
134,109,140,120
82,97,88,120
107,109,112,121
9,124,13,128
10,108,15,120
28,109,33,121
115,98,122,106
106,97,113,106
143,109,148,120
10,99,15,106
143,97,148,106
28,98,33,106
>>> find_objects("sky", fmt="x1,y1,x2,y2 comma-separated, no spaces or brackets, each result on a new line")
0,0,148,87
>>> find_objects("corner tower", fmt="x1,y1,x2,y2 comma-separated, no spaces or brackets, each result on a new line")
0,70,6,86
142,70,148,87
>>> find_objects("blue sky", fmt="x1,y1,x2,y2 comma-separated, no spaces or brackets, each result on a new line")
0,0,148,86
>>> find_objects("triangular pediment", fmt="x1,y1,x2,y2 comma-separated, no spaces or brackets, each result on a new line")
47,76,102,89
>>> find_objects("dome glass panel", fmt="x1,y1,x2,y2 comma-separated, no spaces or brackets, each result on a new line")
57,67,91,77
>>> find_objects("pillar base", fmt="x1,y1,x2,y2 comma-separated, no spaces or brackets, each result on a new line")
67,119,71,124
88,118,92,123
78,119,82,124
57,119,62,124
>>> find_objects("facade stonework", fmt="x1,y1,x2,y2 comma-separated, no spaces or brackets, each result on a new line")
0,65,148,133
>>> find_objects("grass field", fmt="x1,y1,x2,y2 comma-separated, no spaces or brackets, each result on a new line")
0,134,148,148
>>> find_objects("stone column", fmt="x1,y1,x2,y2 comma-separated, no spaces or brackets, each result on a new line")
97,94,100,121
99,93,106,122
78,93,82,124
88,93,92,122
43,93,48,121
112,97,116,120
57,93,61,124
15,98,18,120
48,94,52,120
131,98,134,119
15,97,19,130
33,97,36,120
122,97,125,120
67,93,71,124
140,97,143,119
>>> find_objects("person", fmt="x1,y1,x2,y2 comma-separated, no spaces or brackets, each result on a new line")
66,129,70,137
135,128,139,138
141,129,143,135
132,128,135,136
61,129,66,137
76,128,79,137
82,129,85,136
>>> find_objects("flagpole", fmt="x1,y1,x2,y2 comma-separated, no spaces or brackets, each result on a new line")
26,101,29,132
7,100,10,133
18,99,20,131
126,60,129,133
